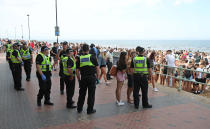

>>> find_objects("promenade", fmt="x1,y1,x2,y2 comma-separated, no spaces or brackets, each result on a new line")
0,53,210,129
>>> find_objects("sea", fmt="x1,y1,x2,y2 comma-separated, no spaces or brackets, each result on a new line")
47,40,210,52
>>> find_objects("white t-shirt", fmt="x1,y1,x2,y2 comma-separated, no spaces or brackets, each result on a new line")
106,51,113,63
196,68,203,79
166,54,175,67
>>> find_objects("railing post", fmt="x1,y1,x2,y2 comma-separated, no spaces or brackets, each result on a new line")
178,65,183,91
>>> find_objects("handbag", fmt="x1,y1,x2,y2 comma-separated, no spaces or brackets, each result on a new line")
109,65,117,76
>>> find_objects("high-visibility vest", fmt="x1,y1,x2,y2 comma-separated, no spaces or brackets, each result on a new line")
80,54,94,67
21,48,31,60
60,50,67,61
6,44,12,52
11,49,22,63
39,53,52,72
133,56,148,74
62,57,76,76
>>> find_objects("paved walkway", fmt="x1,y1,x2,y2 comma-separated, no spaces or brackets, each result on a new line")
0,53,210,129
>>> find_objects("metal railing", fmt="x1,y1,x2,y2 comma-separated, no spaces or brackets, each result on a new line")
154,64,210,92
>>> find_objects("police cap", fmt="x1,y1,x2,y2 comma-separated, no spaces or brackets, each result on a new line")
41,46,49,52
63,41,68,45
66,48,73,54
82,44,89,52
13,43,21,47
136,46,145,53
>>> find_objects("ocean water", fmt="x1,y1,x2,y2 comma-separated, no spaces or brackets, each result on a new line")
49,40,210,52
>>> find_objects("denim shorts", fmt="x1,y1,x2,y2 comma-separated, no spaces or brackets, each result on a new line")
185,76,193,80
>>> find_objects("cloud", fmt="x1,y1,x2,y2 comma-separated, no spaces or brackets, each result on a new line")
174,0,196,6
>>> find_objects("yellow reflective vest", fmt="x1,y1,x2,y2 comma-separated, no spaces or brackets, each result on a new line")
133,56,148,74
39,53,52,72
80,54,94,67
62,56,76,76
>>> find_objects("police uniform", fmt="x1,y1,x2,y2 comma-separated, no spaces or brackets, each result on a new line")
11,45,23,91
62,55,76,108
6,43,13,70
20,47,32,81
36,52,53,106
131,54,152,109
76,54,98,113
59,50,67,94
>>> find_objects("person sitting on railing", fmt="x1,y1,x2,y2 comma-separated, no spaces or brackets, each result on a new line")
183,61,193,92
193,63,206,94
173,66,180,88
203,62,209,90
160,59,167,86
166,50,176,87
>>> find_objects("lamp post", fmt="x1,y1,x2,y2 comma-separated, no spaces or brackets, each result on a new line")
55,0,59,44
27,14,30,42
21,24,23,40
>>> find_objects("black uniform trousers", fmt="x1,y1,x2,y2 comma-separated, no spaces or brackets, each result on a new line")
59,63,65,92
37,72,52,102
8,60,13,71
77,75,96,112
106,61,112,80
133,74,149,107
23,59,32,79
12,63,22,90
64,76,75,106
60,77,65,91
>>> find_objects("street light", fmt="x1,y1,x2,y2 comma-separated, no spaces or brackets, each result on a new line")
55,0,60,44
21,24,23,40
27,14,31,42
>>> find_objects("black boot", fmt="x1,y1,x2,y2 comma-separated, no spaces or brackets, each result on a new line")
143,104,152,109
44,101,54,106
87,109,96,114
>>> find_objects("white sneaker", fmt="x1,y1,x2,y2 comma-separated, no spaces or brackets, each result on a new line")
153,88,159,92
205,87,209,90
116,101,125,106
105,81,111,85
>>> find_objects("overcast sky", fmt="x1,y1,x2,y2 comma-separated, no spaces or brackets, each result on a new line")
0,0,210,40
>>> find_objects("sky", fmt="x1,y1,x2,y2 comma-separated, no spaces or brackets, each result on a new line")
0,0,210,40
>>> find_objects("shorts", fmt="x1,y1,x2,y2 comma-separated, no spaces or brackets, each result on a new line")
100,65,106,68
194,78,206,85
127,74,134,88
185,75,193,81
117,71,126,82
53,56,58,62
167,67,175,75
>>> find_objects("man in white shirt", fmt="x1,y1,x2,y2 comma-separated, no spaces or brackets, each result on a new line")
165,50,176,87
106,49,114,80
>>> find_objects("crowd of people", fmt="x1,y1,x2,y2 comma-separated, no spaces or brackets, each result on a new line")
1,38,210,114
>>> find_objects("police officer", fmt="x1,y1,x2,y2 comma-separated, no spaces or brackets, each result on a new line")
20,42,33,81
62,48,77,109
76,44,99,114
11,43,24,91
36,46,53,106
57,41,68,95
131,46,152,109
6,40,13,70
